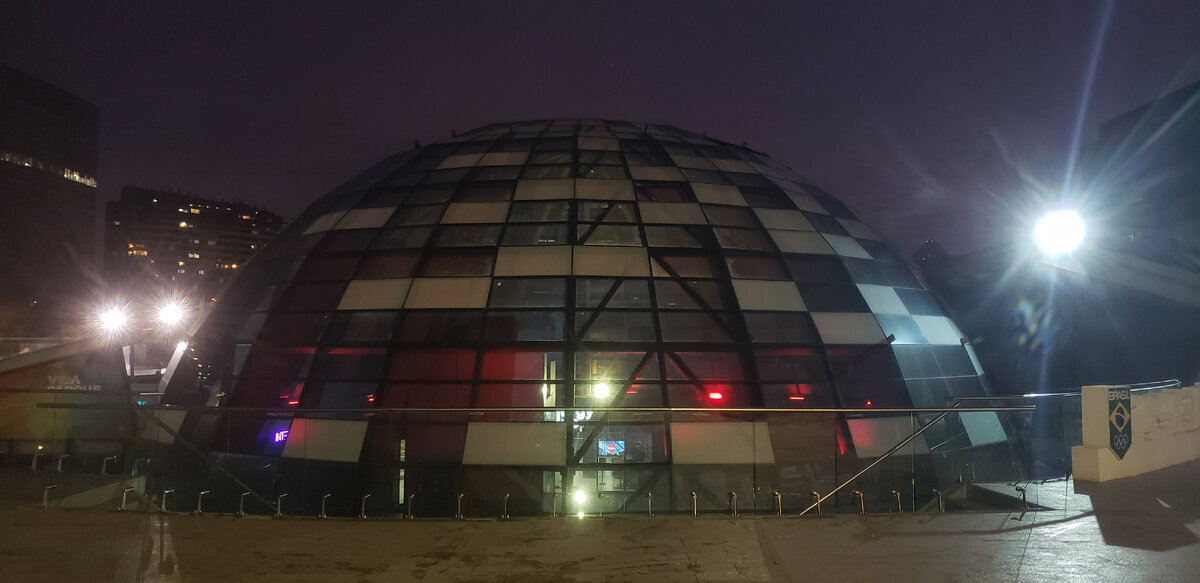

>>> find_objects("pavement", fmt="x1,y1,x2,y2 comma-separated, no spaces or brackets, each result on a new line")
1,460,1198,582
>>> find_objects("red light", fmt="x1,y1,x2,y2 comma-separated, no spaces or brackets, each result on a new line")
366,395,375,403
708,391,724,401
865,400,872,407
287,400,299,406
788,395,806,401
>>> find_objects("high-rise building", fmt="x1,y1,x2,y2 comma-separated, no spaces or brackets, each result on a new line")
0,63,100,336
105,187,284,303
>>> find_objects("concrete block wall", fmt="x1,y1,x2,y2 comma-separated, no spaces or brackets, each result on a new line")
1072,384,1200,481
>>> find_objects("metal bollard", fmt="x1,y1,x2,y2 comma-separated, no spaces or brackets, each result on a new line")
729,492,738,518
275,493,288,518
647,492,653,517
359,494,371,519
852,490,865,515
1015,485,1028,511
596,492,603,519
774,490,783,516
320,493,331,518
162,489,175,513
57,454,70,473
406,494,414,519
195,490,211,515
931,489,944,513
42,485,58,508
456,493,464,519
238,491,251,517
551,492,558,518
132,458,149,477
502,493,510,519
690,491,698,517
120,487,135,511
810,491,822,516
101,456,118,475
31,447,42,470
891,490,902,513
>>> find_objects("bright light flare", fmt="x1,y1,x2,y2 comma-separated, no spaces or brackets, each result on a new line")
1033,210,1085,256
593,382,611,399
158,302,186,326
572,490,587,504
97,307,129,333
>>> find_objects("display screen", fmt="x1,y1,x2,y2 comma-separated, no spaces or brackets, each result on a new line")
598,440,625,456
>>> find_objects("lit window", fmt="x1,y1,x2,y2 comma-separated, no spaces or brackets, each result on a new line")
188,253,200,259
178,261,185,266
179,222,188,228
190,208,200,214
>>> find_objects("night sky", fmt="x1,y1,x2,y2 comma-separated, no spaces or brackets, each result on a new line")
3,1,1199,255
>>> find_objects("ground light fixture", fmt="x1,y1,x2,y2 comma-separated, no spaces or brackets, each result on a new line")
1033,210,1085,256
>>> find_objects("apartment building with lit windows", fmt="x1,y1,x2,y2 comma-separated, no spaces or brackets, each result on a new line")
105,187,284,302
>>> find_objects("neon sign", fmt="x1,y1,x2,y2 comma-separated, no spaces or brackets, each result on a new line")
273,430,289,443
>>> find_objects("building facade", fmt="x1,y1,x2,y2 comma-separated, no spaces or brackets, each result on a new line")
159,119,1007,517
0,63,100,337
105,187,284,303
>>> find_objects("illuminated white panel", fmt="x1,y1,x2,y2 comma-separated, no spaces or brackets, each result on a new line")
691,183,747,206
337,278,413,310
857,284,908,315
514,179,574,200
912,315,963,345
405,277,492,308
754,209,815,231
572,246,650,277
837,218,882,240
824,235,872,259
811,313,887,344
846,417,929,458
669,422,774,464
785,191,827,214
732,280,806,311
303,211,347,235
494,246,572,276
462,423,566,465
961,412,1006,446
281,419,368,463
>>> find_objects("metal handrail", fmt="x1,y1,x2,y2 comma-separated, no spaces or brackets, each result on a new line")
35,403,1034,414
951,379,1182,402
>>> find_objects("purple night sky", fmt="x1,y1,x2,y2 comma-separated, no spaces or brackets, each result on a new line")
3,1,1199,254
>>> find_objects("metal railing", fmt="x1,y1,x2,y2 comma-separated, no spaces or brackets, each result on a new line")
29,400,1036,518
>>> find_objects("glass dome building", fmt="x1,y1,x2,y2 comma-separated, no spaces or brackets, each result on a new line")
161,119,1002,517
